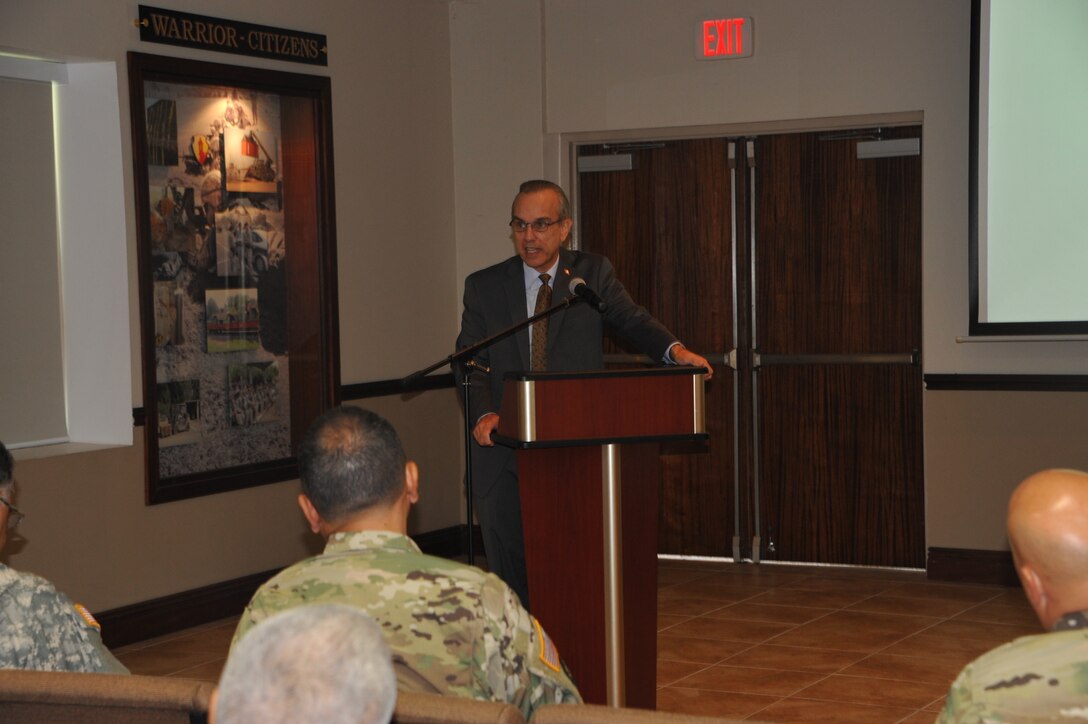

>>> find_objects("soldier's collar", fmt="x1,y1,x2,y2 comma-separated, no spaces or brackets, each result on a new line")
1051,610,1088,631
324,529,421,555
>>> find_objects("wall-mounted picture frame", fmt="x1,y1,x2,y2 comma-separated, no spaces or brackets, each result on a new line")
129,52,340,505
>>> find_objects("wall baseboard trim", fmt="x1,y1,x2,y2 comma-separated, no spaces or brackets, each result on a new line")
926,547,1019,587
924,373,1088,392
97,568,276,649
98,524,485,649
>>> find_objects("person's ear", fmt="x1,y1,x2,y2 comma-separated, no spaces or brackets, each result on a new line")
1019,563,1047,618
297,493,323,534
404,461,420,505
208,687,219,724
559,217,574,244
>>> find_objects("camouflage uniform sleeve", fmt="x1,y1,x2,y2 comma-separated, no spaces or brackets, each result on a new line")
479,576,582,719
936,630,1088,722
0,570,126,674
230,583,278,650
937,659,976,723
72,603,129,674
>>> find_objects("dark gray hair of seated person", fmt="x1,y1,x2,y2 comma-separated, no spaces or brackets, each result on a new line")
215,604,396,724
297,406,407,523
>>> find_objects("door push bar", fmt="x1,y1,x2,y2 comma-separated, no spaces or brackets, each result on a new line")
752,350,919,368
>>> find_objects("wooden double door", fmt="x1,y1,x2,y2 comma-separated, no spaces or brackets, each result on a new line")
576,128,924,567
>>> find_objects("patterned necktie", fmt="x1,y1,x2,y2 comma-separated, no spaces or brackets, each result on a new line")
531,273,551,371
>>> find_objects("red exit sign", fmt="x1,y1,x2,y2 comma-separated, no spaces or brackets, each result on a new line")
697,17,753,60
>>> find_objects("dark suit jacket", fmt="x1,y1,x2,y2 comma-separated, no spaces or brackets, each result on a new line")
456,248,677,496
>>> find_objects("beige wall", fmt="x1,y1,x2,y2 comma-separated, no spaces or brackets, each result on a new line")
925,391,1088,549
0,0,464,611
448,0,1088,553
3,0,1085,614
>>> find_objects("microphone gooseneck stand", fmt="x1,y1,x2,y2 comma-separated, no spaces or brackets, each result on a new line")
401,292,595,566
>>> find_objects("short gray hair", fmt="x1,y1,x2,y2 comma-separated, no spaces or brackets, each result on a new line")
216,604,396,724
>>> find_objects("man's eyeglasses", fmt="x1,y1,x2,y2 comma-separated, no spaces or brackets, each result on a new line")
0,496,24,530
510,217,563,234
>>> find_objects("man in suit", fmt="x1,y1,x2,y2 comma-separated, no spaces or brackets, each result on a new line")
456,179,713,607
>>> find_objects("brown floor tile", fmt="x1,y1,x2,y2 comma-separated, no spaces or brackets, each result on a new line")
666,617,796,644
658,613,690,631
658,568,719,586
658,596,732,617
792,673,949,709
148,622,237,654
744,587,874,610
677,665,826,697
658,634,753,664
656,686,779,719
840,652,966,685
167,657,225,683
879,632,995,664
706,602,833,625
749,697,917,723
775,577,897,597
984,588,1030,606
116,648,225,677
921,618,1038,647
881,581,1005,604
722,644,866,674
664,579,774,602
657,659,710,686
818,567,926,584
900,711,943,723
848,593,977,618
954,600,1040,627
770,610,938,652
712,567,815,585
113,617,237,654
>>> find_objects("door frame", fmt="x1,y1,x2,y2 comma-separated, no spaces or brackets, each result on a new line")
559,111,925,566
555,111,922,240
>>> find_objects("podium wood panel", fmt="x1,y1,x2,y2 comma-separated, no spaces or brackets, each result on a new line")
518,443,659,708
497,368,706,447
499,369,705,708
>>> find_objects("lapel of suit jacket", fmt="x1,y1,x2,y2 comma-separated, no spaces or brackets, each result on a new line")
547,247,577,351
503,257,531,371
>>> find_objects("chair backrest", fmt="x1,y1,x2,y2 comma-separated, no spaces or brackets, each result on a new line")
531,703,750,723
391,691,525,724
0,669,212,724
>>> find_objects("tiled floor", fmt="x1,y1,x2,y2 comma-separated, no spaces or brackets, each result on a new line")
114,558,1035,723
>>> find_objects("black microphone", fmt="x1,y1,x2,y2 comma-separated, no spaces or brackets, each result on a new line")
569,277,607,312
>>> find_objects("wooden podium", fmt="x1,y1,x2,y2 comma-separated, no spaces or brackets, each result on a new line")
495,367,707,709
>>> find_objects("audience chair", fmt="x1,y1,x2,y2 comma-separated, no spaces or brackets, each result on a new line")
391,691,525,724
0,669,212,724
531,703,750,723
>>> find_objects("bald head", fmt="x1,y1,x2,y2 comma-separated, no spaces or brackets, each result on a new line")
1007,468,1088,628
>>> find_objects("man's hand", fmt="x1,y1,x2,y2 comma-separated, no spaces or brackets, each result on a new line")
473,413,500,447
673,346,714,381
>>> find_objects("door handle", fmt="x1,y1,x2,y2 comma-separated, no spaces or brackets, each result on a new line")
752,350,919,369
603,351,735,368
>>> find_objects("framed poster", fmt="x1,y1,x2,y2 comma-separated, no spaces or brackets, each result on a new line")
129,52,340,504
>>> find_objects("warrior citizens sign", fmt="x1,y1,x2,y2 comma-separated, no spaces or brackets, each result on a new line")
136,5,328,66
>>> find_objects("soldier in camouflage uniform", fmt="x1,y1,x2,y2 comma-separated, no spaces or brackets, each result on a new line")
0,441,127,673
232,406,581,720
939,469,1088,722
